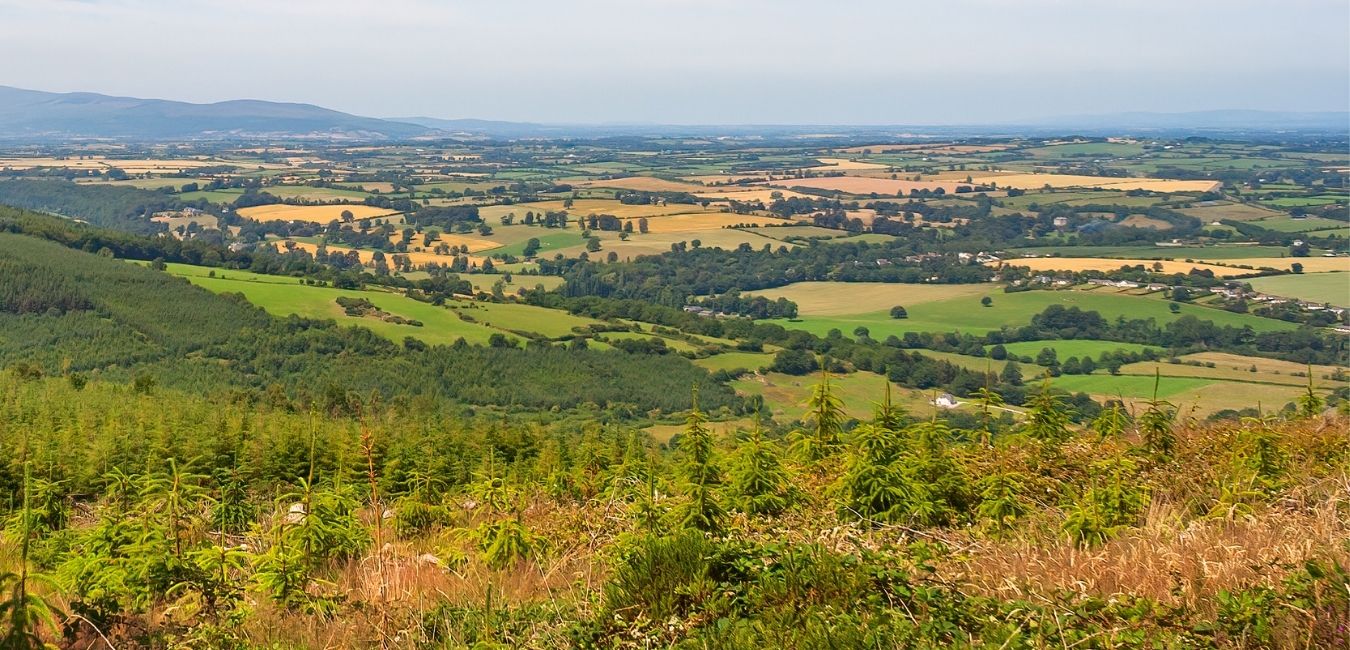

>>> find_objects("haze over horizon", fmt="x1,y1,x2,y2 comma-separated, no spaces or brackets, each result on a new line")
2,0,1347,125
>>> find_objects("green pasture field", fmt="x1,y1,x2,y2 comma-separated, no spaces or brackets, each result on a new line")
417,181,504,193
998,190,1131,209
693,351,775,373
1059,195,1178,208
444,300,598,338
1175,201,1283,222
998,340,1158,360
489,231,587,258
78,178,204,191
161,263,501,345
1021,142,1149,158
178,189,245,203
597,331,702,353
1051,374,1213,399
755,225,853,240
1261,196,1347,208
1246,272,1350,307
262,185,373,201
465,272,565,294
730,370,951,421
763,286,1298,341
1250,216,1349,233
747,281,990,316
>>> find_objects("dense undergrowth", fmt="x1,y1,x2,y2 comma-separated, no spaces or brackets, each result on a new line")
1,369,1346,649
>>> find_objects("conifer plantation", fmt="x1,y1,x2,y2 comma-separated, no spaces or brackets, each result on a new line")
2,367,1346,648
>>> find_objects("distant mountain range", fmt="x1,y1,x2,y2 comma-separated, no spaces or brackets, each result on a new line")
0,85,1345,141
0,86,429,140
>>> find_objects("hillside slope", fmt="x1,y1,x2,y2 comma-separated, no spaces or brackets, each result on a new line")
0,216,738,412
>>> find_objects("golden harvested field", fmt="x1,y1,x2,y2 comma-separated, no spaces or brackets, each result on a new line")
746,281,990,316
997,257,1250,277
279,240,486,268
390,231,501,253
635,212,788,233
573,176,707,192
480,198,720,221
152,213,218,232
768,176,974,195
237,204,398,223
922,170,1019,181
1198,257,1350,273
692,188,813,202
968,173,1220,193
1121,354,1347,389
810,157,892,171
1180,352,1348,378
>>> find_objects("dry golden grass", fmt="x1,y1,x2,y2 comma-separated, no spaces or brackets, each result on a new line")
31,406,1350,649
956,495,1348,611
997,257,1250,277
948,417,1350,620
239,204,398,223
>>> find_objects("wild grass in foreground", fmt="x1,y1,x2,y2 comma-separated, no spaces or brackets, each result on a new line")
0,369,1347,648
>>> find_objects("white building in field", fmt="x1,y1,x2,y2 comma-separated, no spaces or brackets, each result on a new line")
933,393,958,409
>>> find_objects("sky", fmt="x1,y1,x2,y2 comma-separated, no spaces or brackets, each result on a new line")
2,0,1347,125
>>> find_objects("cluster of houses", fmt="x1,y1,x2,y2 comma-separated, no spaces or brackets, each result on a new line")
1085,278,1171,291
151,206,207,220
1081,278,1348,318
681,305,732,318
877,251,1001,266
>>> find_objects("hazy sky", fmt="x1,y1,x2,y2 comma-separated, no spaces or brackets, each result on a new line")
3,0,1346,124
